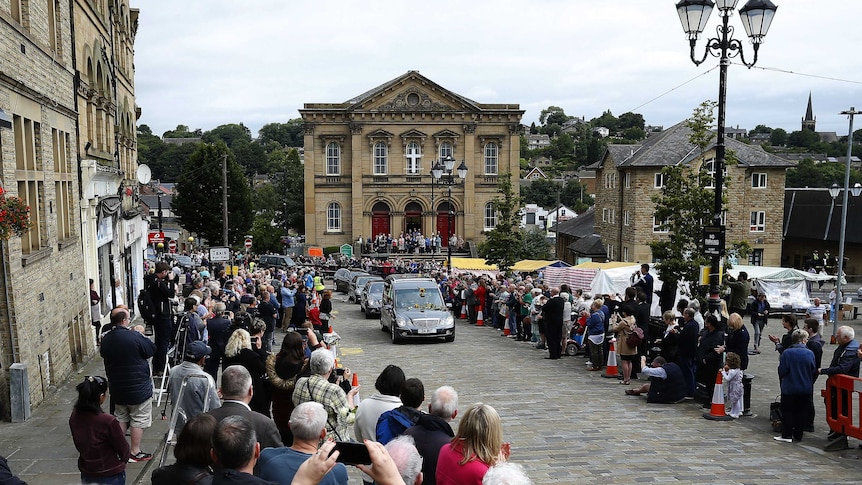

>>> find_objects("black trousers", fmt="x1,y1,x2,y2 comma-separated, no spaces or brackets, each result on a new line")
781,393,811,441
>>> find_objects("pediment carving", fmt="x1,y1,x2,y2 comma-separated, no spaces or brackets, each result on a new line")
379,87,453,112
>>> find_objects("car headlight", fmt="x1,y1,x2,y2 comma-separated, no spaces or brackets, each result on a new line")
396,315,409,328
368,299,378,305
442,314,454,327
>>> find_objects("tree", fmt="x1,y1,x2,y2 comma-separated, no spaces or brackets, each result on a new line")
649,101,718,299
770,128,787,147
202,123,252,148
521,179,561,208
172,142,253,247
539,106,566,125
275,148,305,233
523,229,551,260
787,129,819,149
785,157,861,188
750,124,772,134
590,110,619,133
258,119,304,150
560,178,593,213
529,122,538,135
542,133,575,163
249,184,283,254
618,112,645,131
478,173,524,273
162,124,197,138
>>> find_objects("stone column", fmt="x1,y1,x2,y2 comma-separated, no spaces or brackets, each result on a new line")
462,123,477,241
350,122,364,242
302,123,317,244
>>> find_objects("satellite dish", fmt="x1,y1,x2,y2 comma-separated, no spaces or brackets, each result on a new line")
136,164,152,184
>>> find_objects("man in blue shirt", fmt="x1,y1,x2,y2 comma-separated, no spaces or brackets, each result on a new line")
258,402,348,485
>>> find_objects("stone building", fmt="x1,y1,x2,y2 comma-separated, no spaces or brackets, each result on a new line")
0,0,87,416
300,71,523,248
74,0,146,351
593,122,793,265
0,0,143,418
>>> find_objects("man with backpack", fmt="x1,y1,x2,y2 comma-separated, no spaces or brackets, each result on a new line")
376,378,425,445
144,262,177,377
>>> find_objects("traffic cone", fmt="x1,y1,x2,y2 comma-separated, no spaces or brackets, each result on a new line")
503,327,511,336
476,308,484,326
460,302,467,319
328,324,333,334
351,373,359,387
351,373,361,406
703,370,734,421
602,338,619,378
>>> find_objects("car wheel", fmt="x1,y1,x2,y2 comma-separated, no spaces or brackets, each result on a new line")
444,335,455,342
391,323,402,344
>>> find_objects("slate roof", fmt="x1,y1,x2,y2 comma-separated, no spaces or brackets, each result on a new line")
600,122,794,169
784,188,862,244
567,234,606,257
344,71,481,109
552,206,594,237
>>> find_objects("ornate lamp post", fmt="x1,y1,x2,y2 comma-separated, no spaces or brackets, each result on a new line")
675,0,778,314
828,108,862,341
432,155,468,275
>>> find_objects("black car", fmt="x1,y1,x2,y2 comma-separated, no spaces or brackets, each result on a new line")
334,268,367,294
360,281,385,318
349,275,383,303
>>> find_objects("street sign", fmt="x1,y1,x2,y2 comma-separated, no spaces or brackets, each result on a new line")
340,244,353,258
244,238,253,249
168,240,177,252
209,247,230,262
702,225,725,257
148,231,165,244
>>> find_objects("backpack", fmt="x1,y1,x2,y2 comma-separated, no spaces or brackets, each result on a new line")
375,408,417,445
138,288,158,324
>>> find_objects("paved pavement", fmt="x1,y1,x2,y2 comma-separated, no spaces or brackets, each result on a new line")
2,282,862,484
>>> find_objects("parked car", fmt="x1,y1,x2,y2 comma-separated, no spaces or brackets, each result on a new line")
334,268,367,294
360,281,385,318
350,275,383,303
380,276,454,344
173,255,194,269
258,254,296,271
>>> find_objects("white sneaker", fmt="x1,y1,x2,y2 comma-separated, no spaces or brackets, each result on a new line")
773,436,793,443
585,361,593,366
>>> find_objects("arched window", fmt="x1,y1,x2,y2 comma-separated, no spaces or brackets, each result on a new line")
326,142,341,175
373,142,387,175
327,202,341,231
439,142,452,161
484,202,497,230
484,142,498,175
406,142,421,174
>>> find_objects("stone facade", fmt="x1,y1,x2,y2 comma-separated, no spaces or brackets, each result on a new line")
595,122,793,266
0,0,89,416
300,72,524,249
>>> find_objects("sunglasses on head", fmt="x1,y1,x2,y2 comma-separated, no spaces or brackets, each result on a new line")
85,375,108,392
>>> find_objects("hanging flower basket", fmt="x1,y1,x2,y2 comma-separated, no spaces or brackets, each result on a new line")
0,187,31,240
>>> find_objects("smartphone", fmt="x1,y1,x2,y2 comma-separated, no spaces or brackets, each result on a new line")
335,368,345,376
331,441,371,465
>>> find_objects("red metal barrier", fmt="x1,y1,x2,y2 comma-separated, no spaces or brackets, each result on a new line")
820,374,862,440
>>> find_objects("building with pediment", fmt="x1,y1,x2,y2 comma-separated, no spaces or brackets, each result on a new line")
300,72,524,248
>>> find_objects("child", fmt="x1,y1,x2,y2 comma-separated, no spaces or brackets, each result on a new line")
722,352,744,418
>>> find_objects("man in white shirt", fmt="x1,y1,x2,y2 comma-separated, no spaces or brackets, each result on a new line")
806,298,828,334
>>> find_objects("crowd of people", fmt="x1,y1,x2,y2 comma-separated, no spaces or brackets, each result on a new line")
50,256,538,485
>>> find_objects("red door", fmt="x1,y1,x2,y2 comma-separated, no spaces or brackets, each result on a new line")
437,211,452,246
372,212,390,237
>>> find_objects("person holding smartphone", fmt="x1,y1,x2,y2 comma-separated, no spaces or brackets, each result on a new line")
259,402,349,485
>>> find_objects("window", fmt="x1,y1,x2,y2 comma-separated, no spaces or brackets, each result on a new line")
623,247,629,262
325,142,340,175
623,210,630,226
653,216,669,233
606,244,615,260
406,142,421,174
752,173,767,188
14,116,45,254
525,212,536,225
373,142,387,175
484,203,497,230
484,142,498,175
326,202,341,232
749,248,764,266
53,129,74,240
749,211,765,232
601,208,608,223
704,159,715,188
439,142,452,161
624,172,630,189
719,211,727,226
654,173,665,189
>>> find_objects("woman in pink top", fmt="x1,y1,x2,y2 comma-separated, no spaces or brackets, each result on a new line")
436,403,510,485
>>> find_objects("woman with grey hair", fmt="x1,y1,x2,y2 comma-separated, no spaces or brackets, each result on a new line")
482,462,532,485
292,348,360,441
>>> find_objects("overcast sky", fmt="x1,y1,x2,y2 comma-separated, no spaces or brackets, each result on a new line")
134,0,862,139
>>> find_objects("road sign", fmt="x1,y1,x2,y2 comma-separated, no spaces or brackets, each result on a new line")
702,225,725,257
340,244,353,258
209,247,230,262
244,238,253,249
168,240,177,252
148,231,165,244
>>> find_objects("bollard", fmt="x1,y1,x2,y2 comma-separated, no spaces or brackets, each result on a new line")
742,373,754,416
9,363,31,422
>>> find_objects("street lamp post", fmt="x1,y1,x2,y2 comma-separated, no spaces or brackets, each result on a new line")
676,0,778,315
828,107,862,342
432,155,468,276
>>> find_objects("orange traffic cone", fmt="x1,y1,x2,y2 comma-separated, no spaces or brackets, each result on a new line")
476,308,484,326
503,327,511,336
460,302,467,319
703,370,733,421
351,373,359,387
328,324,333,334
602,338,619,378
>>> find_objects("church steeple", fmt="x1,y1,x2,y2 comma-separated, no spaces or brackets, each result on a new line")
802,92,816,132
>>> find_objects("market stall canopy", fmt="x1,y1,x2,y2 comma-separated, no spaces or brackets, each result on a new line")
511,260,571,272
726,265,835,282
450,257,499,278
